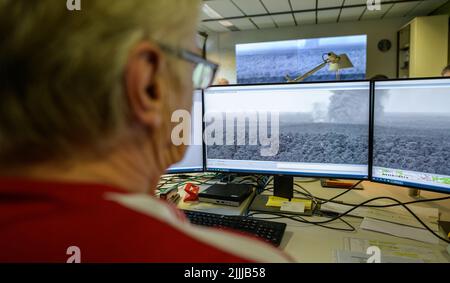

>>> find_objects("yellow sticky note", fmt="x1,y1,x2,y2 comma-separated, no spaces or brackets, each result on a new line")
266,196,312,210
265,196,287,207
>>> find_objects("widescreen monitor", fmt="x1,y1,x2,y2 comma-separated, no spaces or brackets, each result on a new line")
236,35,367,84
204,81,371,181
372,78,450,194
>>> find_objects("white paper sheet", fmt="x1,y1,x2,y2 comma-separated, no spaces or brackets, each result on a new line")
364,206,439,231
335,250,424,263
321,202,439,231
344,237,444,262
360,218,439,244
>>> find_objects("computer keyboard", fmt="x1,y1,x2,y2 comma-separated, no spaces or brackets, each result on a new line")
183,210,286,247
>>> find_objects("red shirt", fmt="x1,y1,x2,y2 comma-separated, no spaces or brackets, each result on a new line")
0,178,291,263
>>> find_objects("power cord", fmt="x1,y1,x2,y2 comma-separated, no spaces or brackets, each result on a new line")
248,211,356,232
318,180,364,205
250,194,449,243
273,181,450,243
294,182,450,209
300,195,450,244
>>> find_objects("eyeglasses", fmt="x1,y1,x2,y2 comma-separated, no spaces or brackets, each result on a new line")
158,44,219,90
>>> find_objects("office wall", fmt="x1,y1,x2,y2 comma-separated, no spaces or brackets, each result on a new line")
432,2,450,65
206,18,410,84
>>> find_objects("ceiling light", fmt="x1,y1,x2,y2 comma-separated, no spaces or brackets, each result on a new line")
218,20,234,27
202,4,222,19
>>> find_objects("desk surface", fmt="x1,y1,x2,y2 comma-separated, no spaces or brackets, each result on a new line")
277,179,450,263
160,175,450,262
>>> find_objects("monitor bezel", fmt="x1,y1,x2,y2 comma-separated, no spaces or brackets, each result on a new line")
203,79,372,180
370,76,450,194
166,77,450,194
165,167,204,174
165,90,206,175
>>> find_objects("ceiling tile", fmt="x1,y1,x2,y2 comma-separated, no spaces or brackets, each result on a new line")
251,16,276,28
201,21,230,32
294,11,317,25
262,0,292,13
343,0,367,6
230,18,257,30
318,0,344,9
231,0,266,15
384,1,421,18
205,0,245,18
272,14,296,27
291,0,316,11
318,9,340,24
201,10,212,20
339,6,365,21
409,0,448,17
344,0,403,6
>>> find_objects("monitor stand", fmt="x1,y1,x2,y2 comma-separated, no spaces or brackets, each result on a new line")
273,175,294,200
247,175,315,216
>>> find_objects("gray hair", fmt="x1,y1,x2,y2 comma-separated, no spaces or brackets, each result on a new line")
0,0,201,165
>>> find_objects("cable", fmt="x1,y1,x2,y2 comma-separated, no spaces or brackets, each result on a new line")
260,177,316,201
294,188,450,209
250,194,449,243
158,173,270,196
286,182,450,243
257,178,449,242
157,173,220,191
294,183,315,200
300,196,450,244
317,180,364,205
318,194,450,208
160,174,450,242
248,212,356,232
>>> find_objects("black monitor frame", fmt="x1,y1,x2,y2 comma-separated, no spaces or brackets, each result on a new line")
204,79,372,198
370,76,450,195
165,90,206,175
166,77,450,196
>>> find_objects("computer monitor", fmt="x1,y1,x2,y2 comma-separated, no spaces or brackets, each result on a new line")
372,78,450,194
204,81,371,198
166,90,204,174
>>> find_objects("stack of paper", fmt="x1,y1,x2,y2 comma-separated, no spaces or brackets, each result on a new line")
334,250,424,263
343,237,445,262
320,200,441,244
360,205,440,244
360,218,439,244
364,206,439,231
344,237,446,262
265,196,312,210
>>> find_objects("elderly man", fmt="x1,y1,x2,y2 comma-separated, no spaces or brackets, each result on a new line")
0,0,291,263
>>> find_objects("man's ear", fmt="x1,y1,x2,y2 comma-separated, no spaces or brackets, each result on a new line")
125,42,164,129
